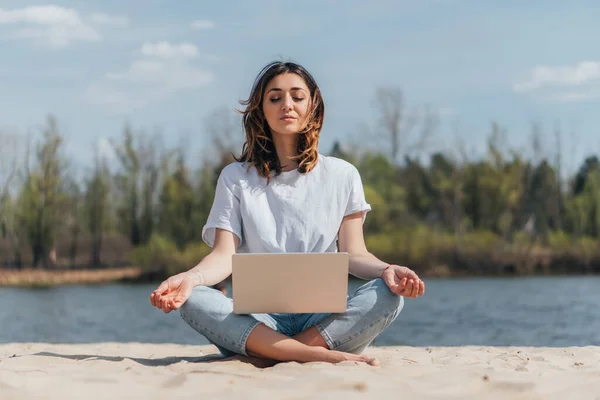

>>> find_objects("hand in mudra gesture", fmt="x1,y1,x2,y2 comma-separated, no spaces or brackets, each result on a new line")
149,272,198,313
382,265,425,298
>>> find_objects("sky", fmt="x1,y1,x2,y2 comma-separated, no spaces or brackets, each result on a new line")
1,0,599,176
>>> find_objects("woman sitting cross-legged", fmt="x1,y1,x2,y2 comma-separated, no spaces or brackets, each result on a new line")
149,61,425,366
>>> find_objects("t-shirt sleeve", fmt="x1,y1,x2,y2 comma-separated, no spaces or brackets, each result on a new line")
344,165,372,222
201,167,243,247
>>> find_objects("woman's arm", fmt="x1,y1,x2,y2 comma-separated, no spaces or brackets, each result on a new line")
187,228,240,287
150,228,239,312
338,212,425,298
338,212,388,280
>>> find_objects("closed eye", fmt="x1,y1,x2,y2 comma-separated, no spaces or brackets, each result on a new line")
268,97,305,103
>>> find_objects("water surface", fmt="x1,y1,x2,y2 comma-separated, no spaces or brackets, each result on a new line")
1,276,599,346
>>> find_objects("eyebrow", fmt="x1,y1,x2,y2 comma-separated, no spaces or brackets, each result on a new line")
266,87,307,94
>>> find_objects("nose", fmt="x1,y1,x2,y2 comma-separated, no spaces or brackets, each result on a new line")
281,93,293,111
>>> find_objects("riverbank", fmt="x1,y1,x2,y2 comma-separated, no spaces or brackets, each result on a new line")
0,267,143,287
1,343,599,399
2,265,600,289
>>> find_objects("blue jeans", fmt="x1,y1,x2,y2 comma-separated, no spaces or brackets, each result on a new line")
180,278,404,357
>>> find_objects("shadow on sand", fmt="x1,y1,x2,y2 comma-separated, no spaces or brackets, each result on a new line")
28,351,280,368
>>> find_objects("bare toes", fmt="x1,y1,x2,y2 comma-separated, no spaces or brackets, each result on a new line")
365,357,380,366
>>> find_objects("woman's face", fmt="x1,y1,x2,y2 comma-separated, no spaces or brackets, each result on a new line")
262,73,311,137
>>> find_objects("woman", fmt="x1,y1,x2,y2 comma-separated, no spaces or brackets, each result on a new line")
150,61,425,366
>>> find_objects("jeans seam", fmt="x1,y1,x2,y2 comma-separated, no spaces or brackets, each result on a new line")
325,308,398,350
239,320,261,356
289,314,296,336
314,322,336,350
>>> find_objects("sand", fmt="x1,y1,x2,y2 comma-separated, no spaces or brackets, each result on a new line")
1,343,599,400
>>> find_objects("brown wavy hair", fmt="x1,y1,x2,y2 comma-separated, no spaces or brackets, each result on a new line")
235,61,325,182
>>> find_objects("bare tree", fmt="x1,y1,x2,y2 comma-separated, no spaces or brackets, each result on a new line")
0,130,22,267
85,146,111,267
374,87,438,164
17,116,67,268
111,125,164,246
552,121,564,231
450,120,471,238
0,129,21,201
204,106,243,165
530,121,544,167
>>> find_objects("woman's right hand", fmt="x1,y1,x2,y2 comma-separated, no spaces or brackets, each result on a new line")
149,271,200,313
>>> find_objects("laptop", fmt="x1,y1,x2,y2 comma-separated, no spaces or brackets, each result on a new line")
232,252,349,314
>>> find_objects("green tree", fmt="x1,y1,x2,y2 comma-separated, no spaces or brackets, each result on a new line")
403,157,433,221
188,161,219,244
157,153,195,250
428,152,468,235
567,168,600,237
84,153,112,267
574,156,599,195
62,178,83,267
112,126,161,246
525,160,561,238
358,153,405,231
17,116,66,267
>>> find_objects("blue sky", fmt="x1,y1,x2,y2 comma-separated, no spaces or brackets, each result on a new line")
1,0,599,176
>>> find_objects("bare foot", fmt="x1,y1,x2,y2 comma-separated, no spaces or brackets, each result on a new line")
316,348,379,366
241,348,379,367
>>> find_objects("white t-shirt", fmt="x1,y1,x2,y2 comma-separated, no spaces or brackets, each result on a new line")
202,154,371,254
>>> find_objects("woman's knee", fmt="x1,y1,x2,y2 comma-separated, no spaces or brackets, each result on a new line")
369,278,405,318
178,286,249,356
325,279,404,353
179,285,222,322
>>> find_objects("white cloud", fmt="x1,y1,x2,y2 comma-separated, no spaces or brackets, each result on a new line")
90,12,129,26
87,41,214,113
547,90,600,103
190,19,215,30
106,58,212,89
0,5,80,25
139,41,198,59
514,61,600,93
0,5,128,48
0,5,99,47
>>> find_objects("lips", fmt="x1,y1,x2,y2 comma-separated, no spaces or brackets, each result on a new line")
280,115,296,120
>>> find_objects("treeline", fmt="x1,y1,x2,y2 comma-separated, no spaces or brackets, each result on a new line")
0,115,225,275
1,99,600,278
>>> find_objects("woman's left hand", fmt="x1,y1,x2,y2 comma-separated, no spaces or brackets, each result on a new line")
381,265,425,298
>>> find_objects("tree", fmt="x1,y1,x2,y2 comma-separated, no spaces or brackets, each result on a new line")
18,116,66,267
567,159,600,237
0,130,20,201
62,177,83,268
112,125,162,247
574,156,600,195
205,106,242,163
525,160,560,238
84,152,112,267
0,130,22,267
358,153,406,230
328,140,358,165
157,152,195,250
463,123,527,239
189,160,219,243
373,87,437,165
428,152,466,234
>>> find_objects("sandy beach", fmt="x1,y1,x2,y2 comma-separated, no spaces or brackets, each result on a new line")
1,343,599,399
